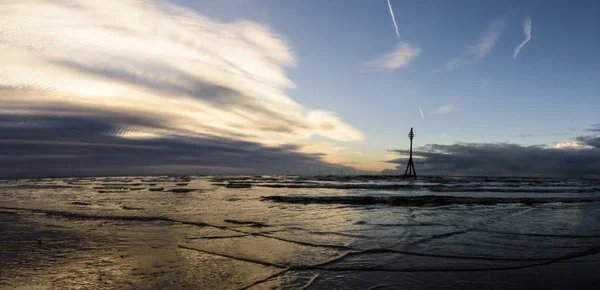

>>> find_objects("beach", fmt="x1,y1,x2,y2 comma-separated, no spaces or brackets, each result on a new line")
1,175,600,289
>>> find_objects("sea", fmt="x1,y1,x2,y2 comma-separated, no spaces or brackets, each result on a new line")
1,175,600,289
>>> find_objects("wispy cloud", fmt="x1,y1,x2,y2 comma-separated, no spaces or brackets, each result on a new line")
0,0,364,148
518,133,533,138
445,57,463,71
470,21,504,59
585,124,600,132
386,0,400,39
382,1,424,125
367,43,421,70
513,16,532,59
481,79,491,88
435,104,459,114
445,18,506,71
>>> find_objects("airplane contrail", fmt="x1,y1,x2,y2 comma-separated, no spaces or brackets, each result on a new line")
513,16,532,59
384,1,421,121
385,1,421,121
386,0,400,39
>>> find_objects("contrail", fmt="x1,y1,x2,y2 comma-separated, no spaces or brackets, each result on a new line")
513,16,531,59
386,0,400,39
385,1,419,121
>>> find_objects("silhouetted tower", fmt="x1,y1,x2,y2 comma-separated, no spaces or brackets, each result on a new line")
403,127,417,179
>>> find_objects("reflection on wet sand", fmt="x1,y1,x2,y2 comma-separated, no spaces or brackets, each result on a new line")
1,175,600,289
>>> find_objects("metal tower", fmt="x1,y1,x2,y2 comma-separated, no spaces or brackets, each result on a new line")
403,127,417,179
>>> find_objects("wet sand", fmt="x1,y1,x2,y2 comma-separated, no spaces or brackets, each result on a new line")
1,175,600,289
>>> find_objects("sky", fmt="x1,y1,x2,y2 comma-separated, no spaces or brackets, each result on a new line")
0,0,599,177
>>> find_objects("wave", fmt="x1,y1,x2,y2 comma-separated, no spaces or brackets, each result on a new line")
256,183,424,190
261,195,599,207
248,183,600,193
474,229,600,238
0,206,208,226
4,184,78,189
430,186,600,193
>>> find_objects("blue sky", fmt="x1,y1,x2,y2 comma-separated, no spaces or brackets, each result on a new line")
184,1,599,132
172,0,600,169
1,0,599,175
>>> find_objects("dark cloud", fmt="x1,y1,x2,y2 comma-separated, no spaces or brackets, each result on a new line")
387,141,600,178
0,115,349,178
576,136,600,149
586,124,600,133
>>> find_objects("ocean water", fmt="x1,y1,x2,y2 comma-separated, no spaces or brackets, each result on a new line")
1,175,600,289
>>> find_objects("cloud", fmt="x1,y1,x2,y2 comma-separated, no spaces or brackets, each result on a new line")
0,0,363,147
513,16,532,59
551,141,580,149
445,57,463,71
469,20,505,59
0,115,351,177
445,18,506,71
385,152,402,161
585,124,600,133
299,142,366,166
386,0,400,39
387,139,600,177
435,104,459,114
481,79,491,88
0,0,367,175
367,43,421,70
518,133,533,138
576,135,600,148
